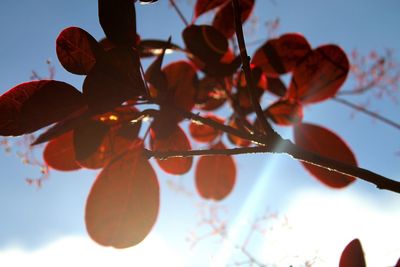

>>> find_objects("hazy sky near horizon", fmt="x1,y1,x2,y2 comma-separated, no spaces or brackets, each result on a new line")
0,1,399,266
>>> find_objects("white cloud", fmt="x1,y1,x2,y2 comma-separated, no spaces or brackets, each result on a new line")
0,233,185,267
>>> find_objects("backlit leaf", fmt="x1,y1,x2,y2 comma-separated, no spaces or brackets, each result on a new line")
339,239,366,267
150,125,193,175
189,114,224,143
288,45,349,104
85,143,159,248
294,123,357,188
195,142,236,200
252,33,311,76
266,99,303,126
56,27,103,75
43,131,81,171
227,118,251,147
0,80,85,136
162,61,197,116
212,0,255,39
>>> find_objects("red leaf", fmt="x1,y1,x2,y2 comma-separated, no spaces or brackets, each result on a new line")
294,123,357,188
212,0,255,39
162,61,197,116
73,120,110,162
0,80,85,136
183,25,228,64
339,239,366,267
83,47,145,112
56,27,103,75
288,45,349,104
98,0,137,47
43,131,81,171
150,125,193,175
77,126,137,170
252,33,311,76
194,76,228,111
227,118,251,147
195,142,236,200
194,0,228,18
189,114,224,143
85,143,159,248
395,258,400,267
266,76,287,97
266,99,303,126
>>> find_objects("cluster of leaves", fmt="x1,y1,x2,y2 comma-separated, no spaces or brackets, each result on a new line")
0,0,385,250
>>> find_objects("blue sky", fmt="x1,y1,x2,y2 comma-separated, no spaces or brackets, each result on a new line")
0,0,399,266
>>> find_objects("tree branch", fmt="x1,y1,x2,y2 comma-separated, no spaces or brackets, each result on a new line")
232,0,275,137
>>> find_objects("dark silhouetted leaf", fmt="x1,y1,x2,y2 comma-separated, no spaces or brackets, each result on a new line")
73,120,110,162
266,99,303,126
0,80,85,136
150,125,193,175
144,38,170,93
139,39,183,57
266,76,287,97
183,25,228,64
194,0,228,18
56,27,103,75
288,45,349,104
189,114,224,143
83,47,145,112
339,239,366,267
98,0,137,46
212,0,255,38
294,123,357,188
43,131,81,171
195,142,236,200
252,33,311,76
85,142,159,248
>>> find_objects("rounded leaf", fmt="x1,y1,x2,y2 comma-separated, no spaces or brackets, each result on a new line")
183,24,228,64
189,114,224,143
294,123,357,188
56,27,103,75
0,80,85,136
266,99,303,126
195,142,236,200
43,131,81,171
227,118,251,147
85,143,159,248
339,239,366,267
252,33,311,76
150,125,193,175
288,44,349,104
163,61,197,116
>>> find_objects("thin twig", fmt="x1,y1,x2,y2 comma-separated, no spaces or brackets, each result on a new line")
333,97,400,130
231,0,275,138
169,0,189,26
